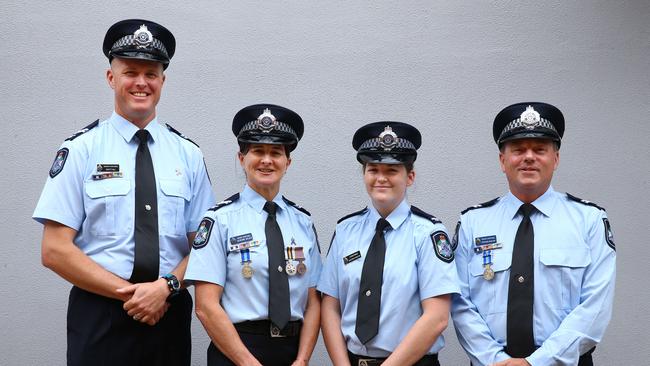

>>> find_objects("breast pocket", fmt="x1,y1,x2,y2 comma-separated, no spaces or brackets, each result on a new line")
159,178,190,236
469,251,512,314
540,247,591,310
84,179,132,236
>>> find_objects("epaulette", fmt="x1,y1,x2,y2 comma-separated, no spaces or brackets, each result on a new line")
566,193,606,211
460,197,499,215
166,123,200,148
410,206,442,224
208,193,240,211
65,119,99,141
282,196,311,216
337,207,368,224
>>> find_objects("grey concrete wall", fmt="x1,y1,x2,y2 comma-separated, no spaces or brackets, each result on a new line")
2,1,648,365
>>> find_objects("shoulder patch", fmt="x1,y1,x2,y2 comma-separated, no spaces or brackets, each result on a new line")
337,207,368,224
166,123,200,148
49,148,69,178
566,193,606,211
452,221,461,251
603,218,616,251
410,206,442,224
208,193,240,211
65,119,99,141
192,217,215,249
431,231,454,263
282,196,311,216
461,197,499,215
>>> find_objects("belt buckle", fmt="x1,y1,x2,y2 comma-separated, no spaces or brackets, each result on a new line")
270,324,286,338
358,359,377,366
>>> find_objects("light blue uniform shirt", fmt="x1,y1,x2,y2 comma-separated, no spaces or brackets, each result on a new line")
33,112,216,279
451,187,616,366
318,199,460,357
184,185,322,323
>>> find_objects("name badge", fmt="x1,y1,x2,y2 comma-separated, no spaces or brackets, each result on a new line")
97,163,120,172
474,235,502,254
343,251,361,265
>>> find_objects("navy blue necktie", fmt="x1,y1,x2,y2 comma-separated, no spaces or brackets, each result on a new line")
264,201,290,329
355,218,391,344
507,203,536,357
130,129,159,283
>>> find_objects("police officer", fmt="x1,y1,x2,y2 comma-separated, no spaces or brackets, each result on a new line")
451,102,616,366
184,104,322,366
33,19,215,366
318,122,460,366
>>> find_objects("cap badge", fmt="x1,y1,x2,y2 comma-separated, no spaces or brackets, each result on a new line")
133,24,153,48
256,108,278,133
520,105,541,130
378,126,398,151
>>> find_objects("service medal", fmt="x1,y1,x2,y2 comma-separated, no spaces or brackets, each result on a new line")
296,261,307,275
242,262,254,279
295,247,307,275
286,261,297,276
483,264,495,281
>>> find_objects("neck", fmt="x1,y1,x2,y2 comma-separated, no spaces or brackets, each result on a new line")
249,183,280,202
116,110,156,130
373,202,400,219
511,186,549,204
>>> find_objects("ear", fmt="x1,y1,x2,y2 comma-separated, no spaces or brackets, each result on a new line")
499,151,506,173
237,151,245,167
285,157,292,171
106,68,115,89
553,150,560,171
406,169,415,187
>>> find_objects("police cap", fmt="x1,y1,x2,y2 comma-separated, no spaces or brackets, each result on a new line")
353,121,421,165
232,104,304,151
103,19,175,69
493,102,564,148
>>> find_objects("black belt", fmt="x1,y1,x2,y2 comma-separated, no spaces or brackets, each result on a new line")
234,320,302,338
500,346,595,366
348,351,439,366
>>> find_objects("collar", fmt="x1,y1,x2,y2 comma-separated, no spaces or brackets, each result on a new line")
241,184,287,214
367,198,410,231
108,111,161,144
505,186,557,219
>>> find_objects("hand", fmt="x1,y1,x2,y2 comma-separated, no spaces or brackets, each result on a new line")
491,358,531,366
117,278,170,326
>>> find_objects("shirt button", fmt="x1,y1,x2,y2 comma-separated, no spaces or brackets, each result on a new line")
518,275,525,283
278,266,283,272
365,290,372,297
145,204,151,211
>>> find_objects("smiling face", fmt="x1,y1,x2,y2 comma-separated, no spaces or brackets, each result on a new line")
499,138,560,203
364,163,415,217
238,144,291,199
106,57,165,128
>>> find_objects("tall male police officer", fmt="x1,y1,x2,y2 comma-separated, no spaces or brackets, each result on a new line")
33,19,215,365
451,102,616,366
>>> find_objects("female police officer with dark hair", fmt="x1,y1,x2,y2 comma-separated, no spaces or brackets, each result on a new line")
318,122,460,366
184,104,322,366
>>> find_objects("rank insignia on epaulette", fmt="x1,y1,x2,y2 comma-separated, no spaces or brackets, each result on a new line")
432,231,454,263
49,148,69,178
603,218,615,251
193,217,214,249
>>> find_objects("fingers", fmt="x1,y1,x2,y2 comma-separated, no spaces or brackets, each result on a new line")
116,284,138,294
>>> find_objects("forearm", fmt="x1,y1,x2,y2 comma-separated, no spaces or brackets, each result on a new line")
384,295,450,366
294,289,321,364
41,222,131,301
321,296,351,366
195,283,261,366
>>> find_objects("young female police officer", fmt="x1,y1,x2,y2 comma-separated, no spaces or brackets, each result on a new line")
184,104,322,366
318,122,459,366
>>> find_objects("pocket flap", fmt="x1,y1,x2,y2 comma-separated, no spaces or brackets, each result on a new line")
160,178,190,200
540,247,591,268
85,179,131,198
470,251,512,276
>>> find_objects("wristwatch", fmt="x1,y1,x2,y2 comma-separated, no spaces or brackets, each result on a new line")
162,273,181,302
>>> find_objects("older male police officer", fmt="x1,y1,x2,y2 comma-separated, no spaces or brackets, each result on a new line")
451,102,616,366
33,19,215,365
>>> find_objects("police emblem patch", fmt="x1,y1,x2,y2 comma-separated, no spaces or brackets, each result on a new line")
452,221,460,251
603,218,615,251
193,217,215,249
49,148,69,178
432,230,454,263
